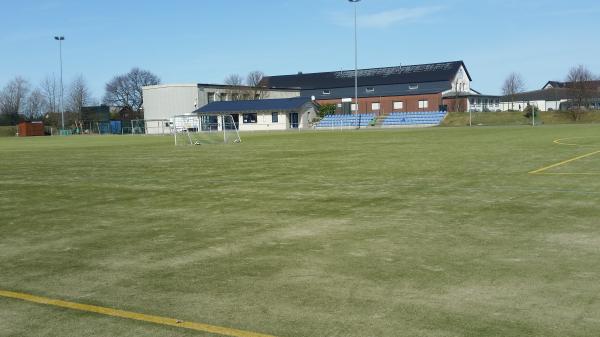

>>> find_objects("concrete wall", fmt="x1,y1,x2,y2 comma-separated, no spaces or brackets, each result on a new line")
143,84,200,121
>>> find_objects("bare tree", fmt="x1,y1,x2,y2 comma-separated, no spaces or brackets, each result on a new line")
223,74,246,101
24,89,47,120
246,71,269,99
103,68,160,112
40,75,59,114
502,73,524,111
67,75,92,117
566,65,595,114
224,74,244,86
0,77,30,124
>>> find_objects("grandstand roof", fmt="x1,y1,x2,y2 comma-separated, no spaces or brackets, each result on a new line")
260,61,471,90
195,97,314,114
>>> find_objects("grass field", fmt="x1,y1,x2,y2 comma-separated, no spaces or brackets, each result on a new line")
442,110,600,127
1,125,600,337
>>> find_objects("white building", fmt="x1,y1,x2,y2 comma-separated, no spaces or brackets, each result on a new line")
195,97,317,131
500,81,600,111
142,83,300,133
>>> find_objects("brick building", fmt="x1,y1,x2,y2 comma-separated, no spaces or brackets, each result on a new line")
261,61,493,114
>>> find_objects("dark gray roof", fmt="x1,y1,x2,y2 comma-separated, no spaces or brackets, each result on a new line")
543,80,600,90
260,61,471,90
195,97,313,114
501,88,578,101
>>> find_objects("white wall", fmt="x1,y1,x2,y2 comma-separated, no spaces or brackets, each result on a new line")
237,105,316,131
450,66,471,93
143,84,199,121
499,99,567,111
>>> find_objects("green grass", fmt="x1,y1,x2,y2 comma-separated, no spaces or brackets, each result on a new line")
443,110,600,127
0,126,17,137
1,126,600,337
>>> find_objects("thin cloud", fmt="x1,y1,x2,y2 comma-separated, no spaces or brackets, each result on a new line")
333,6,445,28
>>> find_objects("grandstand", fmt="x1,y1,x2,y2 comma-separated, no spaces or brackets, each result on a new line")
316,113,375,128
382,111,447,127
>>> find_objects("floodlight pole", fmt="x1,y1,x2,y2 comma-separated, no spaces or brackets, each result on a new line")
54,36,65,130
349,0,361,129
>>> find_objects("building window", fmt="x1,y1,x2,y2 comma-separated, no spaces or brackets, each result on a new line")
242,94,250,100
393,101,404,110
207,92,215,103
243,113,257,124
232,93,239,101
469,98,475,104
371,102,380,110
409,84,419,90
322,90,331,95
220,93,228,101
254,94,261,99
366,87,375,93
271,112,278,123
418,100,429,109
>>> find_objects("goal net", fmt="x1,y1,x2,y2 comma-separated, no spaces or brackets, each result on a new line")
172,114,241,146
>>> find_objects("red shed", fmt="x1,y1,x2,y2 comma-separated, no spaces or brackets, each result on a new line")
18,121,45,137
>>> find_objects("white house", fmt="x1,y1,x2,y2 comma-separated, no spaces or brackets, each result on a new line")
195,97,317,131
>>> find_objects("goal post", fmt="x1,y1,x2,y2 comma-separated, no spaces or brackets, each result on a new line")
172,113,241,146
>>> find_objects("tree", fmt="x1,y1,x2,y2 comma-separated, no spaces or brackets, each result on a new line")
224,74,244,86
246,71,264,87
67,75,92,118
24,89,47,120
40,75,59,114
245,71,269,100
566,65,595,120
502,73,524,111
0,77,30,124
103,68,160,113
223,74,247,101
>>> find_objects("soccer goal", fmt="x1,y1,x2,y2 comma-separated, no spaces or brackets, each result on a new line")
172,113,241,146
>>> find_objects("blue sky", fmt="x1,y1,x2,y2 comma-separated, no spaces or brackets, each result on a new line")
1,0,599,99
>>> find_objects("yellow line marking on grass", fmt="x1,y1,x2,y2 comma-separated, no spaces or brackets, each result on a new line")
554,136,600,147
0,290,276,337
529,150,600,175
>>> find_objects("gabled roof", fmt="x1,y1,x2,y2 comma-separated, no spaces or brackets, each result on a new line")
195,97,313,114
501,88,579,101
260,61,471,90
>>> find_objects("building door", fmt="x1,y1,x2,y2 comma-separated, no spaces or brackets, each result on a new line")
289,113,299,129
342,102,351,114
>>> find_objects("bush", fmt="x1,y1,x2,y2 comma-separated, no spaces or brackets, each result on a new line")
317,104,336,118
523,105,540,118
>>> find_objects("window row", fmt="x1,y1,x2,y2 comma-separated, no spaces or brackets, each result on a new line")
322,84,420,96
241,112,280,124
207,92,261,103
348,100,428,111
469,98,500,105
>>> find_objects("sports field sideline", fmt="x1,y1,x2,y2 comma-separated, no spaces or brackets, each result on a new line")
1,125,599,337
